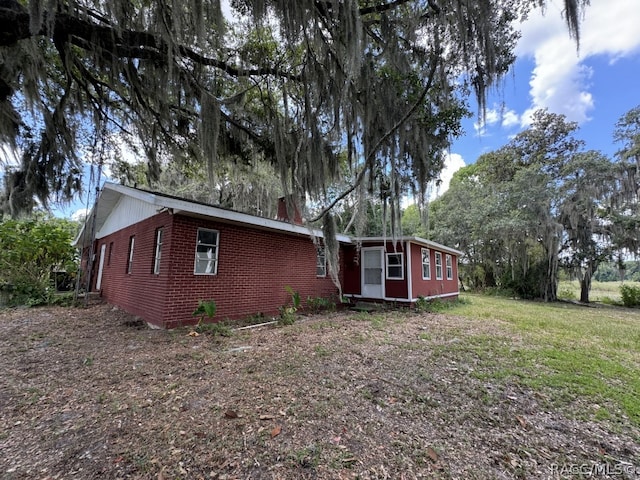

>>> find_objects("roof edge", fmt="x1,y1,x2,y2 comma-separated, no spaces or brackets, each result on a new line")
352,236,464,256
98,183,352,244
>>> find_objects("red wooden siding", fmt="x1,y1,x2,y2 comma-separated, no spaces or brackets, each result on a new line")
409,243,458,299
92,213,341,328
383,242,408,300
342,245,361,295
342,240,459,301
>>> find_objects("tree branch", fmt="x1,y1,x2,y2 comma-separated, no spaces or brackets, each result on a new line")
0,6,300,81
309,52,441,223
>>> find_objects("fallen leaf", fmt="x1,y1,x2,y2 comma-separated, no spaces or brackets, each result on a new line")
271,425,281,438
187,331,199,337
515,415,527,428
426,447,439,463
224,409,239,419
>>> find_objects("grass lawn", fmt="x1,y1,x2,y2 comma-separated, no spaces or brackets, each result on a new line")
453,293,640,426
558,279,640,303
1,298,640,479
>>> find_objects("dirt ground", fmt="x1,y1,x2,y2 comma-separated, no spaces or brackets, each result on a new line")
1,303,639,480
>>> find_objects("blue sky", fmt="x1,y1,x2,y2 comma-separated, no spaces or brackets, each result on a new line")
435,0,640,197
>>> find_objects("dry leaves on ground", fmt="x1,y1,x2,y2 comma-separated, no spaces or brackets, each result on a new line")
1,304,639,479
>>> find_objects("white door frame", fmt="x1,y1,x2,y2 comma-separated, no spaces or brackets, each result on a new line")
361,247,385,299
95,243,106,291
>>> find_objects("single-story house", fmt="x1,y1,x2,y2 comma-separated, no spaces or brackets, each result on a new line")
76,183,461,328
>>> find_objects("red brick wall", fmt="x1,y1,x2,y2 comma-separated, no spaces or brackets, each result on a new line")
91,212,173,325
161,215,342,328
93,212,343,328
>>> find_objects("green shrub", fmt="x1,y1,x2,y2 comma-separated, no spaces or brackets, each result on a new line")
192,299,217,325
278,286,301,325
0,216,79,307
415,296,468,313
278,306,297,325
306,295,336,313
620,284,640,307
195,321,233,337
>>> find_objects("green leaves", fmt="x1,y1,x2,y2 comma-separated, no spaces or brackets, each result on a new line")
192,299,217,321
0,215,78,305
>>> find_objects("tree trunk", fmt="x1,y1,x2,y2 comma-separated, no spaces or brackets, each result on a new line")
579,262,595,303
579,276,590,303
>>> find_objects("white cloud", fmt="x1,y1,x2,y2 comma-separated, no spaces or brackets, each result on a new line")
515,0,640,125
473,108,501,136
474,106,521,135
431,152,466,200
501,109,520,128
71,208,90,222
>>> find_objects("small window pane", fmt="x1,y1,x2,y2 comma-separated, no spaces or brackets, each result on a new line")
316,246,326,277
386,253,404,279
435,252,443,280
127,236,135,274
421,248,431,280
446,254,453,280
194,229,219,275
153,228,163,274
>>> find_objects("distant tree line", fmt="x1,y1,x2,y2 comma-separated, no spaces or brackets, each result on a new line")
592,261,640,283
413,106,640,303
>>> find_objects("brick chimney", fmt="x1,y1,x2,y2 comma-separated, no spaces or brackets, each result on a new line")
276,195,303,224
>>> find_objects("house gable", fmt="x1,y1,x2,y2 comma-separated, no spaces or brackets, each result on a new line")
96,194,159,240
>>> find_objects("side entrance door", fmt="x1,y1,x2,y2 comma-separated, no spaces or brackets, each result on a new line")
361,248,384,299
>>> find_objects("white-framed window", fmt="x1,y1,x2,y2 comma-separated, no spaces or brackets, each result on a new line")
194,228,219,275
446,254,453,280
153,228,163,275
386,253,404,280
126,236,135,274
435,251,443,280
316,246,326,277
421,248,431,280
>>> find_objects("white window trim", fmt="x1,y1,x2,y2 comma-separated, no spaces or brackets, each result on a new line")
153,228,163,275
446,254,453,280
386,252,404,280
194,228,220,275
421,248,431,280
435,251,443,280
316,246,327,277
127,236,135,274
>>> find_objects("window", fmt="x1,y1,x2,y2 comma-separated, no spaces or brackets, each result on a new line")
126,236,135,274
153,228,163,274
421,248,431,280
194,228,219,275
107,242,114,266
386,253,404,279
316,246,326,277
435,252,443,280
446,254,453,280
